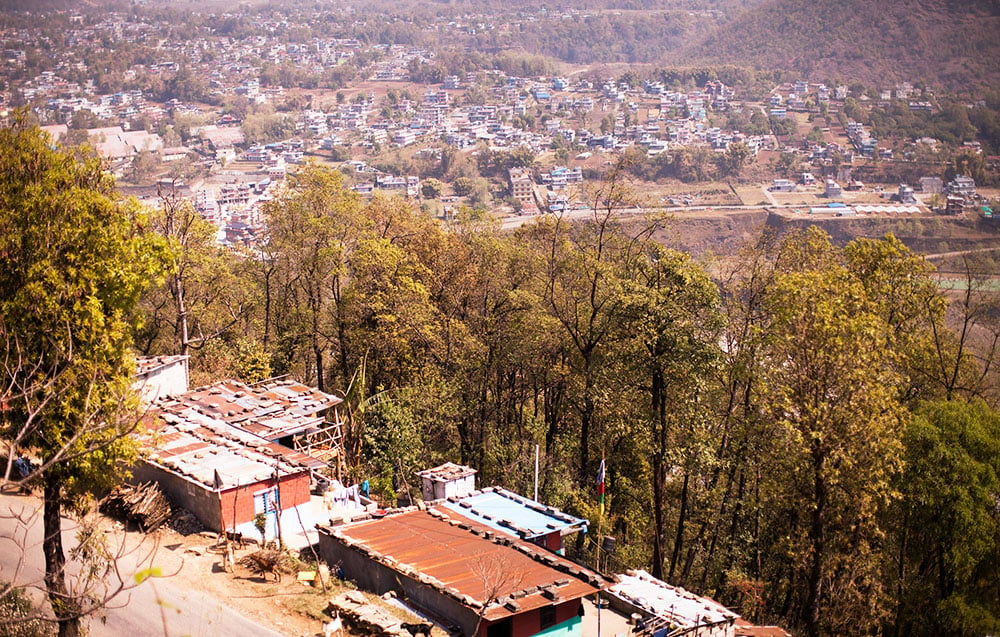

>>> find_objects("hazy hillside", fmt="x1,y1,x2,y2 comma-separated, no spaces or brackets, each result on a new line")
683,0,1000,90
0,0,123,9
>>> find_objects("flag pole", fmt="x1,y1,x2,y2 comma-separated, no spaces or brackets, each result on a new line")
534,444,539,502
595,454,606,637
596,455,606,570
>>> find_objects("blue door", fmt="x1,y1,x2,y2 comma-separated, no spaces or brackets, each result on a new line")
253,487,279,541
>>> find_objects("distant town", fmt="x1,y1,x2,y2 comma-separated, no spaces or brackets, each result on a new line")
4,6,996,247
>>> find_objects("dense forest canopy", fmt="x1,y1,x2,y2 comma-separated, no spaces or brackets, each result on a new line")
121,154,1000,635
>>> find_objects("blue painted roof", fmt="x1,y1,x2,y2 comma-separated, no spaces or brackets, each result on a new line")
440,487,588,540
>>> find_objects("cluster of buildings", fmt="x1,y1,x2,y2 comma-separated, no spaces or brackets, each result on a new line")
132,357,789,637
4,9,986,239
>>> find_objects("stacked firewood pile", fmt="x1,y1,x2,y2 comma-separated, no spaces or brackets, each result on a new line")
102,481,172,531
239,549,295,582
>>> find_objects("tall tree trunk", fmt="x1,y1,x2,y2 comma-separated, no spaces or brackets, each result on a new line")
651,455,666,580
43,477,80,637
892,505,909,637
669,472,690,582
174,277,189,357
313,340,325,392
650,366,666,580
578,359,594,489
806,452,827,637
312,296,325,391
262,266,273,348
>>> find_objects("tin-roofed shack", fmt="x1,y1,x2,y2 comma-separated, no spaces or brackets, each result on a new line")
132,374,345,543
167,378,343,448
605,569,738,637
440,487,588,555
416,463,588,555
416,462,478,501
318,508,603,637
133,405,319,541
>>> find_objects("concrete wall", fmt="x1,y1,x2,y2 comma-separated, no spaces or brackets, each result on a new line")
135,359,188,404
132,463,224,531
318,528,483,635
219,472,311,529
485,601,583,637
422,474,476,501
530,614,581,637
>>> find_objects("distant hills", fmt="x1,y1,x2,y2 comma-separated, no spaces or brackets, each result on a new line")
0,0,119,9
683,0,1000,90
3,0,997,92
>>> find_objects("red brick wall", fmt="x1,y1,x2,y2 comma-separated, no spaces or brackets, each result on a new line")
219,472,311,528
541,532,563,553
479,599,584,637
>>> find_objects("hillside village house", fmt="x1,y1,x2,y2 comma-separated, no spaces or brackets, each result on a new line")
605,570,738,637
417,462,588,555
603,570,791,637
318,507,603,637
132,357,345,544
132,404,320,543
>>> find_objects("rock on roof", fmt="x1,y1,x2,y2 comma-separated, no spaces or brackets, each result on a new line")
607,569,737,629
156,378,341,440
439,486,588,540
139,405,322,490
415,462,477,483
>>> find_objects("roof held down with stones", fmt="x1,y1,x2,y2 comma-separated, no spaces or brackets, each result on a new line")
322,507,603,622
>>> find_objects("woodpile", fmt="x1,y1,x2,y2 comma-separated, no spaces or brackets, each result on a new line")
239,549,294,582
102,481,172,531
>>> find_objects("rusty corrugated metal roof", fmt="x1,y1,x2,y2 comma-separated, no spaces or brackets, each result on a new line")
158,379,341,440
139,404,321,490
326,508,601,621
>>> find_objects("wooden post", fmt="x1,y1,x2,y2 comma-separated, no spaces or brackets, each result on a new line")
273,460,283,549
214,470,231,572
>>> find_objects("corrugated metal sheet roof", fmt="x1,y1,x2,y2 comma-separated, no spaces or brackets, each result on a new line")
157,379,341,440
735,619,793,637
139,404,322,491
135,355,188,376
415,462,477,483
440,487,588,540
607,569,737,628
325,508,601,621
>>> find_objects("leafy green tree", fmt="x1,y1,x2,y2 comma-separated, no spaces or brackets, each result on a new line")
262,163,362,391
420,178,443,199
241,106,295,145
452,176,475,197
722,141,752,176
760,234,905,636
893,399,1000,636
528,161,641,490
843,233,943,400
138,195,245,359
0,119,165,637
128,149,159,184
619,246,721,580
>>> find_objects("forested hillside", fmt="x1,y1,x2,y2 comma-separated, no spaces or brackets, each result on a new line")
123,157,1000,636
683,0,1000,89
